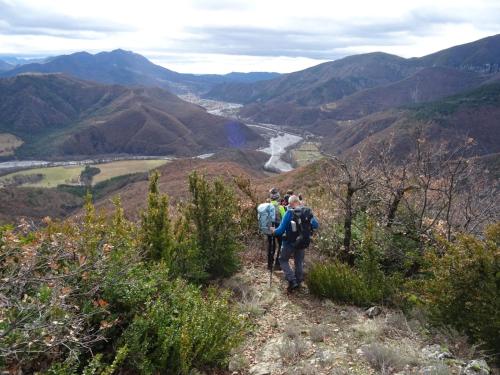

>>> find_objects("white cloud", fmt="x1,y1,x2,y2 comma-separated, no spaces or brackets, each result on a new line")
0,0,499,73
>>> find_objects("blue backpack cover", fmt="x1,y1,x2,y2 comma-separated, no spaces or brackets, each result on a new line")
257,203,275,235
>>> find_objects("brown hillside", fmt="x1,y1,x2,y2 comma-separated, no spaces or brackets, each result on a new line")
93,158,267,219
322,67,488,120
0,187,83,225
0,74,263,158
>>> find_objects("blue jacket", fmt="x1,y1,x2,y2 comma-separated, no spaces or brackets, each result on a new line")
274,206,319,243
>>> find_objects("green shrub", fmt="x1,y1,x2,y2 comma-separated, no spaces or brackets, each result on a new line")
357,220,388,303
315,221,344,258
140,171,173,261
170,213,208,283
308,218,396,306
122,280,245,374
0,173,246,373
188,172,240,279
419,223,500,358
139,172,208,282
44,346,128,375
233,175,259,238
80,165,101,186
307,262,376,306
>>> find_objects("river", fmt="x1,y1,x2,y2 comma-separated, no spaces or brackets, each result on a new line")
0,97,302,173
180,95,303,172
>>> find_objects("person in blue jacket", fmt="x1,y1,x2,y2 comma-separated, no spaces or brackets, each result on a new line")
272,195,319,292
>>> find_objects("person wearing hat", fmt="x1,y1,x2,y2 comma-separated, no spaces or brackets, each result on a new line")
272,195,319,292
268,188,286,271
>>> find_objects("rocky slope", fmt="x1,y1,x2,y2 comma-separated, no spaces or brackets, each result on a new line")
224,248,494,375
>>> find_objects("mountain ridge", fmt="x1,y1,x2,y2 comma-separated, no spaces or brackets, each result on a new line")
0,74,263,159
0,49,281,94
205,34,500,126
317,82,500,158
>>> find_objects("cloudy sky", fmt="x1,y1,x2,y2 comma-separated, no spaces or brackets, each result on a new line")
0,0,499,73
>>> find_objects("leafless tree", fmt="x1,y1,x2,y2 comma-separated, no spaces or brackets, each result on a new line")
322,151,375,265
376,135,418,229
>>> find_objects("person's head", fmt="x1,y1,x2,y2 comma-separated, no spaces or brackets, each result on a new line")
286,189,294,196
269,187,280,201
283,194,290,205
288,195,301,208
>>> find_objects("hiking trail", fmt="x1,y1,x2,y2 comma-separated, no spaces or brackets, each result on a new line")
223,245,480,375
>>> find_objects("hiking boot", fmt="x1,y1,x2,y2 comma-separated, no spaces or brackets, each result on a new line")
287,281,299,292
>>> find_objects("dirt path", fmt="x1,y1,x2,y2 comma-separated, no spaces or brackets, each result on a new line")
224,247,479,375
229,262,375,374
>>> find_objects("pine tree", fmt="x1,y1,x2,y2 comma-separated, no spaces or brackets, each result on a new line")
188,172,240,278
140,171,173,261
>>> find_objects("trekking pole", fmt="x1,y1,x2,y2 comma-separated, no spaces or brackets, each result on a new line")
269,232,274,288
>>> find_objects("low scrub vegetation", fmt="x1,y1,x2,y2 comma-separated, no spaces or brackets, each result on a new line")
306,138,499,363
0,171,245,374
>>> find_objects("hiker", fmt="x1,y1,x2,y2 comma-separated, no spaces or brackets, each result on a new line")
282,190,293,209
272,195,319,292
267,188,286,271
298,193,304,205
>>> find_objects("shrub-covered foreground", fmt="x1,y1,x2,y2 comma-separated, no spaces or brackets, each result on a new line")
0,172,245,374
307,215,500,361
305,148,499,363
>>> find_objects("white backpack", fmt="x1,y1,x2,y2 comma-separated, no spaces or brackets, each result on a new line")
257,203,276,235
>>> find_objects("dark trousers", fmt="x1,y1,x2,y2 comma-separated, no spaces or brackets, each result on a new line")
267,234,282,268
279,242,305,284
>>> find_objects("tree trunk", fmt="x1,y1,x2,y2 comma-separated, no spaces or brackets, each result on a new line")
342,184,355,266
387,188,405,228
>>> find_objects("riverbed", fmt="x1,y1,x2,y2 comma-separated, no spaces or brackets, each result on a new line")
181,95,303,172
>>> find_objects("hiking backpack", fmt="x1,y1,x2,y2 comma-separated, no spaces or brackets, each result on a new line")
271,201,283,225
257,203,276,235
287,207,314,249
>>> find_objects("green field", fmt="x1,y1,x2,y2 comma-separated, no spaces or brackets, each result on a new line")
0,165,83,188
0,159,169,188
292,142,323,166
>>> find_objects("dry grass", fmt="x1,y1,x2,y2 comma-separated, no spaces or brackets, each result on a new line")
422,364,452,375
362,340,423,374
223,274,266,317
228,352,248,372
353,318,386,342
291,142,323,167
91,159,169,184
0,133,23,156
279,336,308,363
362,343,407,374
432,327,483,361
384,311,412,336
309,324,328,343
289,363,318,375
284,326,301,340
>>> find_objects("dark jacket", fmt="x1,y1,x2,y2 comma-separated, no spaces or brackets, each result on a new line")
274,206,319,244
